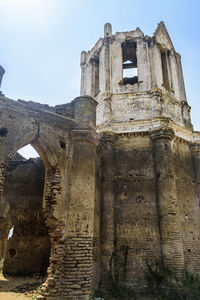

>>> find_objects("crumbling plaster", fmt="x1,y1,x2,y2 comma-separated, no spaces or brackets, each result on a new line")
0,21,200,299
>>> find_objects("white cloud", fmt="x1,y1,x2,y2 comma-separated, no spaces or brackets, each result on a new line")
0,0,62,31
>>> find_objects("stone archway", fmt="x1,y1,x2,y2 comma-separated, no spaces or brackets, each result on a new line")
0,94,100,299
0,96,76,298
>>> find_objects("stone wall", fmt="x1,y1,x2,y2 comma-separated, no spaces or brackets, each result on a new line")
99,132,200,286
108,133,161,286
173,140,200,272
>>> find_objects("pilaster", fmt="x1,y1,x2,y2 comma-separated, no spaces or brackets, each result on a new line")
151,128,184,276
176,53,187,103
189,143,200,207
152,42,163,89
80,51,87,96
62,130,98,299
72,96,97,129
136,39,151,90
100,132,117,286
104,23,112,93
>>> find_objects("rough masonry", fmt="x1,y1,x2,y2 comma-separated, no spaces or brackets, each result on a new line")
0,21,200,299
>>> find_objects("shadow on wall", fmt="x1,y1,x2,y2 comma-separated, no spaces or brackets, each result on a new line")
1,150,50,276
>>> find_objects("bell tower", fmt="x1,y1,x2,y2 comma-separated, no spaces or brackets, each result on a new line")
80,22,200,285
80,22,192,133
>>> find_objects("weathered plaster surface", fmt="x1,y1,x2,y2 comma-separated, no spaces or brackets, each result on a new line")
0,21,200,299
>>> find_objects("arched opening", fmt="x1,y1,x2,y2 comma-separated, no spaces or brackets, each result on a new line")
0,144,50,283
122,41,138,85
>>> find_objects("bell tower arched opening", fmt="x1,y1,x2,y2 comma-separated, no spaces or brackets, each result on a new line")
122,41,138,85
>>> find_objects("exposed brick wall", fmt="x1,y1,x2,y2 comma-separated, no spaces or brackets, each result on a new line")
41,167,65,298
0,162,7,201
62,236,94,299
0,162,9,258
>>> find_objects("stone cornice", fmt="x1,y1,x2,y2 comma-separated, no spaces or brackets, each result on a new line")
98,117,199,144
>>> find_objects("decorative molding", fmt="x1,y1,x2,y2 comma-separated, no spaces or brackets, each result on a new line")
98,117,200,144
150,128,174,141
189,143,200,153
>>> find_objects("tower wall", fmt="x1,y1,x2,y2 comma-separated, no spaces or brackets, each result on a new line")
112,133,161,285
100,132,200,286
80,22,200,290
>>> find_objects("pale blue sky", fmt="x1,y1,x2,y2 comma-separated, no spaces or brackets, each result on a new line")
0,0,199,157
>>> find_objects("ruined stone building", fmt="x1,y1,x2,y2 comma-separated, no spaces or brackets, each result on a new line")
0,21,200,299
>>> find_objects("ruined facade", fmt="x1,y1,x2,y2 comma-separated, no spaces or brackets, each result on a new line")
0,22,200,299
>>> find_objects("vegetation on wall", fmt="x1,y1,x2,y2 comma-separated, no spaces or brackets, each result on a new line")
90,259,200,300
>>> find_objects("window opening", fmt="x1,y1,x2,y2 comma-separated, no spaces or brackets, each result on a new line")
122,41,138,85
161,50,170,91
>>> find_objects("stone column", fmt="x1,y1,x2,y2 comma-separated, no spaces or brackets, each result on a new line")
100,132,116,286
151,128,184,276
104,23,112,92
152,42,163,89
137,39,151,90
190,143,200,206
92,58,99,97
72,96,97,129
80,51,87,96
102,94,112,124
62,131,98,299
62,96,98,299
85,58,100,98
169,52,180,100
